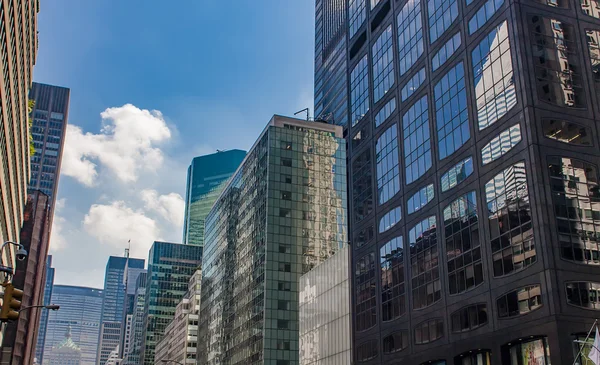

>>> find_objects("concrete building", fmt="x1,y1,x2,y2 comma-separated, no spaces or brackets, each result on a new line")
316,0,600,363
122,272,146,365
183,150,246,246
35,254,55,364
154,269,201,365
198,115,347,365
140,242,202,365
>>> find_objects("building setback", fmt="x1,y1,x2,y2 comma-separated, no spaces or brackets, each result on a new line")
122,272,147,365
35,254,55,364
317,0,600,363
198,115,347,365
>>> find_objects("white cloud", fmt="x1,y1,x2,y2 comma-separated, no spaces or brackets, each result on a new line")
61,104,172,186
140,189,184,227
49,198,68,252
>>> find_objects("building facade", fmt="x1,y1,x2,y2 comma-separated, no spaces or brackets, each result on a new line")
42,285,103,365
36,254,55,364
316,0,600,363
46,326,82,365
140,242,203,365
198,115,347,365
122,272,146,365
183,149,246,246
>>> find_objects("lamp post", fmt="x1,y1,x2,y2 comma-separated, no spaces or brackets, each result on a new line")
18,304,59,313
0,241,28,277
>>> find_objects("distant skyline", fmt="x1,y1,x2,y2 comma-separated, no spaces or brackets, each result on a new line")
33,0,315,288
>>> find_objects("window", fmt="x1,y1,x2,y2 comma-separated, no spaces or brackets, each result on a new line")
469,0,504,34
383,332,408,353
278,282,291,291
432,32,461,71
441,157,474,192
371,0,382,8
497,285,542,318
350,0,367,38
353,149,373,223
481,124,522,165
373,25,395,103
281,174,292,184
414,319,444,344
506,338,551,365
398,0,424,76
435,62,469,159
486,162,535,276
407,184,435,214
351,55,370,126
473,21,517,130
582,0,600,18
586,29,600,103
279,209,291,218
566,282,600,309
403,96,432,184
374,98,396,128
401,68,426,101
277,341,290,350
444,191,483,295
455,350,491,365
380,236,405,321
356,340,378,362
535,0,569,7
281,191,291,200
281,158,292,167
379,206,402,233
376,125,400,204
355,224,375,248
281,141,292,150
428,0,458,43
277,300,290,310
542,119,592,146
451,304,488,333
279,263,291,272
410,216,441,309
356,252,377,331
530,16,585,108
548,157,600,265
277,320,289,329
352,126,370,148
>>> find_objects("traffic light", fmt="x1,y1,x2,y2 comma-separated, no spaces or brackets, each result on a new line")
0,282,23,321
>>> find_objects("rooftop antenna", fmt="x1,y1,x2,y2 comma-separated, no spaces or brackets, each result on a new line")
124,240,130,259
294,108,310,121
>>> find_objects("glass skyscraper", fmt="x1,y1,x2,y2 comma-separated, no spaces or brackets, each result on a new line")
183,150,246,246
317,0,600,363
35,255,55,364
198,115,347,365
122,272,146,365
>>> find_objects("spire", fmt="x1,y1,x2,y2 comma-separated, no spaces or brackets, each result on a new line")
65,324,72,339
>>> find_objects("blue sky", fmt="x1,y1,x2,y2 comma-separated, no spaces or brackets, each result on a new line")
35,1,316,288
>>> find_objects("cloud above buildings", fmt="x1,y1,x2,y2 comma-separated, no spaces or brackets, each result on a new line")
140,189,184,227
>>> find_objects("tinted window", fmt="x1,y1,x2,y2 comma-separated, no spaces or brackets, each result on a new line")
351,55,370,126
450,304,488,333
582,0,600,18
497,285,542,318
379,206,402,233
350,0,367,38
542,119,592,146
374,98,396,128
566,282,600,310
376,125,400,204
401,68,426,102
355,225,375,248
373,25,395,103
356,340,378,362
383,332,409,353
428,0,458,43
432,32,461,71
356,252,377,331
410,216,441,309
441,157,474,192
414,319,444,344
403,96,432,184
481,124,522,165
398,0,424,75
407,184,435,215
469,0,504,34
353,149,373,223
380,236,406,321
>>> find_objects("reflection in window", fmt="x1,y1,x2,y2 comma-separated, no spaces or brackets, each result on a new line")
355,224,374,248
407,184,435,215
455,351,491,365
355,252,377,331
380,236,406,321
481,124,522,165
472,21,517,130
352,125,370,149
428,0,458,43
451,304,488,333
373,25,395,103
469,0,504,35
497,285,542,318
398,0,424,76
371,0,382,9
351,55,370,126
403,96,432,184
414,318,444,344
542,119,592,146
535,0,569,7
376,125,400,204
379,207,402,233
548,157,600,265
350,0,367,38
353,149,373,223
432,32,461,71
582,0,600,19
530,16,585,108
435,62,469,159
586,29,600,103
410,216,441,309
507,338,551,365
383,332,408,353
445,192,483,295
374,98,396,128
356,340,378,362
566,282,600,309
441,157,474,192
401,68,426,101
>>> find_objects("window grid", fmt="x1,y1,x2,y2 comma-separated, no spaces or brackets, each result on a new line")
373,25,395,103
481,124,522,165
586,29,600,103
497,285,542,318
353,149,373,223
428,0,459,43
566,282,600,310
432,32,462,71
582,0,600,19
350,0,367,38
410,216,441,310
441,157,474,192
379,206,402,233
376,125,401,204
351,55,369,127
398,0,424,76
374,98,396,128
469,0,505,35
401,68,426,102
380,236,406,321
450,304,488,333
403,96,432,184
542,119,593,146
355,252,377,331
414,318,444,344
407,184,435,215
383,332,408,353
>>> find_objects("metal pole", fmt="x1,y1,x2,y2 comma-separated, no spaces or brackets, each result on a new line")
572,319,598,365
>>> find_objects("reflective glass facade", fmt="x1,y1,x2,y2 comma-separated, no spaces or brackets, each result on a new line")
36,254,55,364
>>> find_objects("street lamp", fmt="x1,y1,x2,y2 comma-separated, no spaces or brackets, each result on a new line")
18,304,59,313
160,360,184,365
0,241,28,277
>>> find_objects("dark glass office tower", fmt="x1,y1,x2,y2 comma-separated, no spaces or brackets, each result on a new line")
317,0,600,364
183,150,246,246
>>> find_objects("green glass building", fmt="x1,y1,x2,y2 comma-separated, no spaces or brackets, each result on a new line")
198,115,347,365
183,150,246,246
140,241,203,365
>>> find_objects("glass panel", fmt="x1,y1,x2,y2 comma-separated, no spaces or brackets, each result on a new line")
441,157,474,192
383,332,408,353
586,29,600,104
403,96,432,184
410,216,441,309
497,285,542,318
379,206,402,233
350,0,367,38
536,0,569,7
566,282,600,309
373,25,395,103
398,0,424,76
380,236,406,321
356,340,378,362
542,119,592,146
508,338,551,365
450,304,488,333
355,252,377,331
432,32,462,71
371,0,383,9
469,0,505,35
355,225,374,248
351,55,370,126
428,0,459,43
582,0,600,18
352,149,373,223
374,98,396,128
407,184,435,215
481,124,522,165
414,319,444,344
376,125,401,204
401,68,426,102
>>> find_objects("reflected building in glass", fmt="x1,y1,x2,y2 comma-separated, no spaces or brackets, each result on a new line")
316,0,600,363
198,115,347,365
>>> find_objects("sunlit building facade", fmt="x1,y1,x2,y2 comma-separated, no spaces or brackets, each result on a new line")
316,0,600,363
122,272,146,365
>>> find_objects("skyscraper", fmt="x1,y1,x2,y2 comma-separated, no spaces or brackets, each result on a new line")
122,272,147,365
182,150,246,246
42,285,103,365
317,0,600,363
35,255,55,364
198,115,347,365
140,241,202,365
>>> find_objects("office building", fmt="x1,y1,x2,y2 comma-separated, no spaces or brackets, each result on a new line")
45,326,81,365
182,150,246,246
154,269,201,365
198,115,347,365
300,244,351,365
35,254,55,364
122,272,146,365
42,285,103,365
316,0,600,363
140,242,202,365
